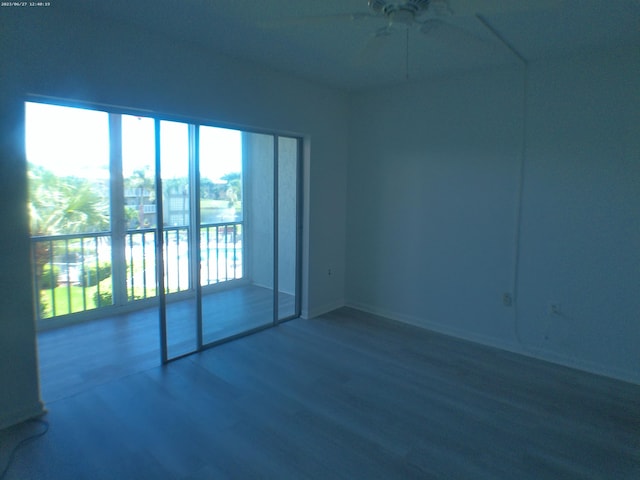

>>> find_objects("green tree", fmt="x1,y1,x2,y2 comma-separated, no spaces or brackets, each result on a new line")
28,164,110,297
29,164,109,235
125,166,155,228
221,172,241,208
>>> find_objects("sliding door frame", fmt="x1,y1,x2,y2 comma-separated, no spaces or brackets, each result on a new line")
26,94,302,364
157,126,303,363
274,135,304,325
273,136,279,326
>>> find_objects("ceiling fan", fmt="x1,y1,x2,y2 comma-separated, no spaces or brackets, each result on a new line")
339,0,491,76
270,1,457,37
355,0,460,69
266,0,496,76
366,0,451,29
266,0,553,78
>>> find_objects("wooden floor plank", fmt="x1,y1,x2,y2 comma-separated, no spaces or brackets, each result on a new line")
37,285,292,402
4,307,639,479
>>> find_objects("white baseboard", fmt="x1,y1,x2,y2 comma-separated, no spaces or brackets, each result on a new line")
302,299,345,319
346,300,521,353
345,301,640,386
516,343,640,386
0,400,46,430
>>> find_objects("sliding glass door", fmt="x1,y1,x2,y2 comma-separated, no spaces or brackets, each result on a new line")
199,130,275,344
158,120,198,360
276,136,301,321
158,124,301,360
27,99,301,364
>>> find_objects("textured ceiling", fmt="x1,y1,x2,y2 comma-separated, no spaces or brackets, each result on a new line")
57,0,640,90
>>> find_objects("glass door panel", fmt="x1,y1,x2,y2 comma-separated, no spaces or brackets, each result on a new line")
277,137,299,321
160,120,197,359
199,125,243,287
27,101,302,368
200,130,274,344
121,115,158,303
26,102,113,320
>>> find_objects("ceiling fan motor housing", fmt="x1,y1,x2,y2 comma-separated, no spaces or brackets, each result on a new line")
368,0,431,25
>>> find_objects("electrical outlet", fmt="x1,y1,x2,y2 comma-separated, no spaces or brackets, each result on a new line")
502,293,512,307
327,268,332,276
549,303,561,315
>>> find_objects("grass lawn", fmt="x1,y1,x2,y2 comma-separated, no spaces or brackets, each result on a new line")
39,276,112,318
39,284,101,318
39,278,157,319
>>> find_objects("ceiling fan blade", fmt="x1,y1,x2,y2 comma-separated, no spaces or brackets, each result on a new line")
419,18,495,50
443,0,563,17
260,12,372,29
419,18,447,34
354,27,394,66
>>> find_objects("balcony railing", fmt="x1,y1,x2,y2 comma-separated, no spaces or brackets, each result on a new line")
31,222,243,321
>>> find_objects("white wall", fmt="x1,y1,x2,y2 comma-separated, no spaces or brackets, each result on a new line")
0,100,44,429
277,137,300,297
347,66,523,348
347,47,639,384
244,134,299,297
516,48,640,382
245,132,275,289
0,8,348,427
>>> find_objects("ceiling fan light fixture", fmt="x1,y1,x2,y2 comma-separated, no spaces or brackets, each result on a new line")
389,9,416,26
368,0,432,23
419,18,440,34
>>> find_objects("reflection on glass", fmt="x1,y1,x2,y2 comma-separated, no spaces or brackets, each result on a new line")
122,115,158,302
160,120,197,359
25,102,113,318
123,115,157,229
26,102,302,358
199,126,244,287
26,102,111,234
200,131,274,344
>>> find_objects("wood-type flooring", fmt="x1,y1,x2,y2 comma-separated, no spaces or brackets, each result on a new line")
3,308,638,479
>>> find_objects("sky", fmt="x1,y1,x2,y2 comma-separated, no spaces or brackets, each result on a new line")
25,102,242,182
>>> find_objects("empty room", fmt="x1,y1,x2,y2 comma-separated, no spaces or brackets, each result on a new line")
1,0,638,478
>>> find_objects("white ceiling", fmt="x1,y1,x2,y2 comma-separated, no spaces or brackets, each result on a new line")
58,0,640,90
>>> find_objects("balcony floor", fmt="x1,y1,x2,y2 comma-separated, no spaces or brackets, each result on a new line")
37,285,294,403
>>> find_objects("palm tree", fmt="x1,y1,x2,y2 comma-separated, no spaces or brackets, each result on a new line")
28,164,110,293
29,164,109,235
